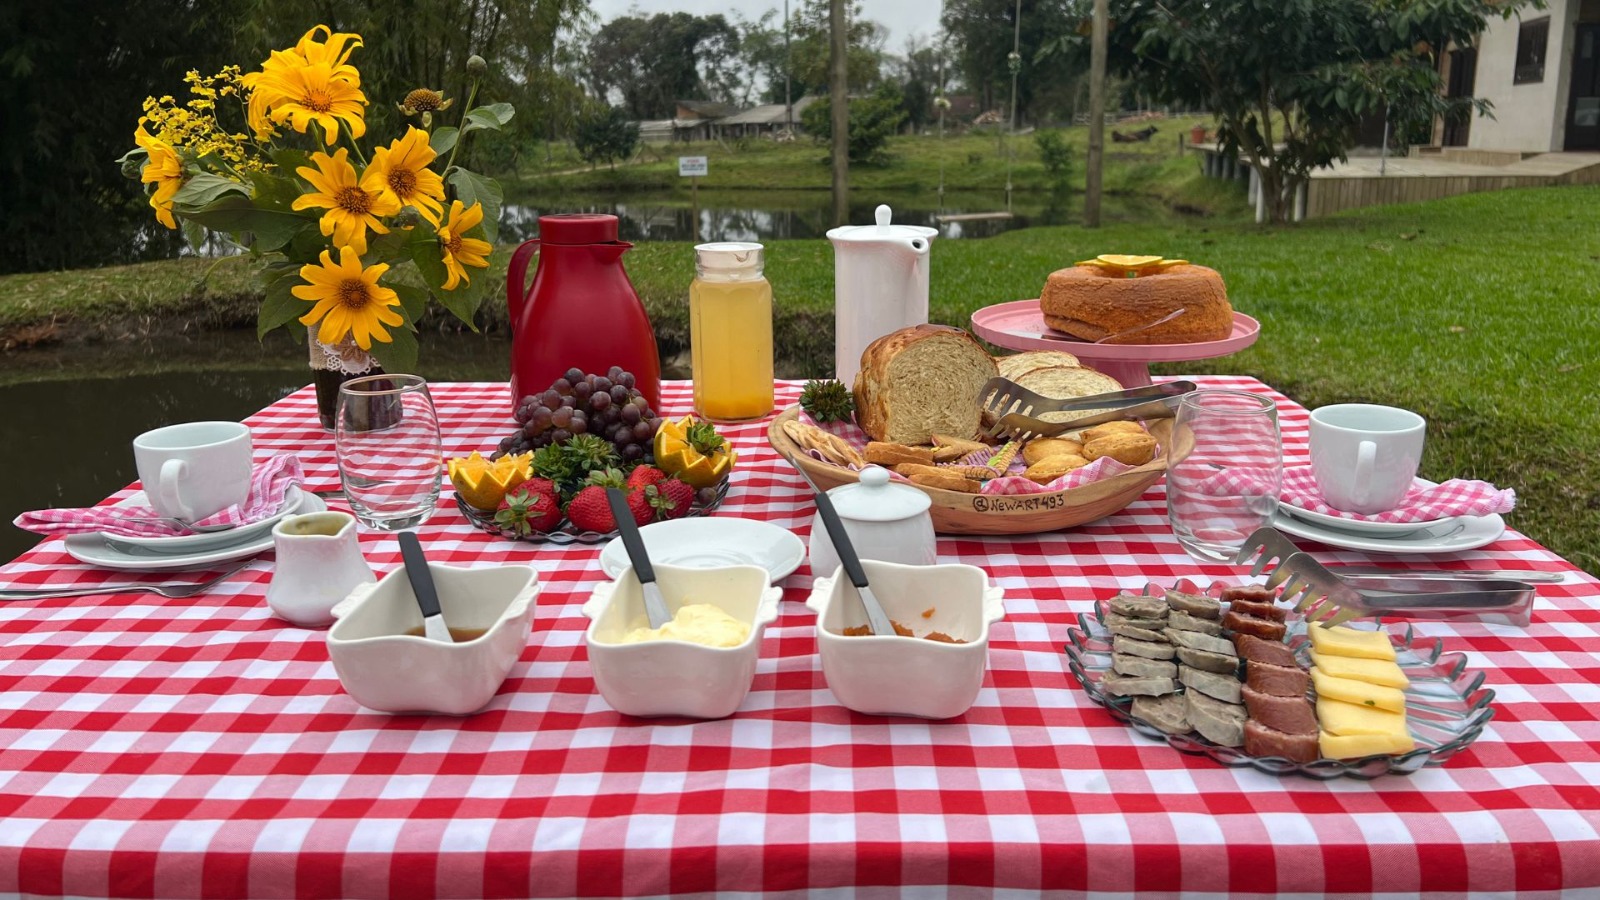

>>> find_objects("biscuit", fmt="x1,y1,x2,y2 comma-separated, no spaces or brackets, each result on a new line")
1081,421,1146,443
865,442,936,467
1022,453,1091,484
1022,437,1084,466
1082,433,1158,466
930,434,988,463
907,471,981,493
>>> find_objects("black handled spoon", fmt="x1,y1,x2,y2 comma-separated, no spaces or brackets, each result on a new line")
605,488,673,629
398,531,452,642
789,463,896,636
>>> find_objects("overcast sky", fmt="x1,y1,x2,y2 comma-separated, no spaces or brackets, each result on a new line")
586,0,943,51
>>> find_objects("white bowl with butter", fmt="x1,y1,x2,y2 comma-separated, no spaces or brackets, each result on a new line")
583,563,781,719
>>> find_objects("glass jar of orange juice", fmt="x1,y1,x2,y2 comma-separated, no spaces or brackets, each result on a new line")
690,242,774,421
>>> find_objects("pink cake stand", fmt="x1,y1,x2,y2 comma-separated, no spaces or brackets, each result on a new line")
970,300,1261,387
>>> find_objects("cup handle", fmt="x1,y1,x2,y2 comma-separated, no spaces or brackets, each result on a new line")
1351,440,1376,507
154,458,193,521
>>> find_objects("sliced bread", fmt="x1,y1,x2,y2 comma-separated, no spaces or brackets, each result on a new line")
852,325,998,445
1012,365,1124,426
995,349,1082,382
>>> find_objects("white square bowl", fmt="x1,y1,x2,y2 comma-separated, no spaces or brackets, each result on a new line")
583,563,781,719
805,560,1006,719
327,562,540,715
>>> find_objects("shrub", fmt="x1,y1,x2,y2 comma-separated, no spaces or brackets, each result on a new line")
801,85,908,165
574,105,640,170
1035,129,1073,180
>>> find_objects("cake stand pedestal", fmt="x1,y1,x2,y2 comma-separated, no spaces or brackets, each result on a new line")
970,301,1261,387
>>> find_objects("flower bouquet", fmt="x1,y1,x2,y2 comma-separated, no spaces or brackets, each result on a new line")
120,26,512,427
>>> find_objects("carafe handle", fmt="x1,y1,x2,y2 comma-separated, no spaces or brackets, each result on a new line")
507,239,540,323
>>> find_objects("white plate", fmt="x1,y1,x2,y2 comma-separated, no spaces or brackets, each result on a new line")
64,494,327,571
1270,506,1505,555
101,487,306,555
1279,478,1454,537
599,517,806,583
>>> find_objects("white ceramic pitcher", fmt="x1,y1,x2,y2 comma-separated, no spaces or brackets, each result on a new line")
827,205,938,388
265,511,374,627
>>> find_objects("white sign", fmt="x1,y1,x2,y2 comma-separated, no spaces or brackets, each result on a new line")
678,156,709,177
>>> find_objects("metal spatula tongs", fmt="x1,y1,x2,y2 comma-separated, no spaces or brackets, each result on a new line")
979,378,1197,441
1234,526,1540,628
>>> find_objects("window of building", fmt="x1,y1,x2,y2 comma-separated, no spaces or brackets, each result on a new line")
1515,18,1550,84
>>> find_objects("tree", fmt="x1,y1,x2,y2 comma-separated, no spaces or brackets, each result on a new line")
1108,0,1523,223
894,35,948,132
941,0,1083,123
803,84,908,165
585,13,742,120
574,105,639,169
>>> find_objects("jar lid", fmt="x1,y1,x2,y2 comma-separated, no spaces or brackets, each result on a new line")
825,204,938,243
695,242,764,270
538,214,619,245
826,465,932,522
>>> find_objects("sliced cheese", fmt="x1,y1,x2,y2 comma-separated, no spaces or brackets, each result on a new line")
1310,667,1406,714
1320,730,1415,759
1317,697,1408,737
1307,623,1396,661
1309,650,1410,689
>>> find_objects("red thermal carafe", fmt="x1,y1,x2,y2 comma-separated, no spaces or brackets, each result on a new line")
506,214,661,412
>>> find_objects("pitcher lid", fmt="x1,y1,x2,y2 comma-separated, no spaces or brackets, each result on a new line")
538,213,619,245
825,204,939,243
826,465,932,521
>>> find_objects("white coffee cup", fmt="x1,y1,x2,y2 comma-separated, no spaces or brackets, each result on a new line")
133,422,254,521
1308,404,1425,514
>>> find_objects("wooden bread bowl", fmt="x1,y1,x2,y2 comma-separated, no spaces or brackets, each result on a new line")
767,406,1171,536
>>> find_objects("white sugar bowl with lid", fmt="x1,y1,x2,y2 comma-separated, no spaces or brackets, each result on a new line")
808,465,937,577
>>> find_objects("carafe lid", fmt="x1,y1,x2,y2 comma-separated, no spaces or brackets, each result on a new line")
825,204,939,243
826,465,932,522
695,242,764,272
538,213,620,245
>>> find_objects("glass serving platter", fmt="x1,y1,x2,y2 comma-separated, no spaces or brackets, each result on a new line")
454,477,731,545
1062,578,1496,780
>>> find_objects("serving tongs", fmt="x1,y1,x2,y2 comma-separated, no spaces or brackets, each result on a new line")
1235,526,1538,627
979,378,1196,441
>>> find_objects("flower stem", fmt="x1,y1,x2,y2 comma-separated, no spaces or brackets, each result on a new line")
443,78,481,175
342,120,370,167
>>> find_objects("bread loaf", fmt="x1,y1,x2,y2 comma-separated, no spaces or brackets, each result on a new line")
1040,264,1233,344
996,350,1081,381
852,325,998,445
1012,366,1124,427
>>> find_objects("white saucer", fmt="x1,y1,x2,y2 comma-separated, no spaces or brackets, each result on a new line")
102,486,306,554
1270,506,1505,555
1279,478,1454,536
65,493,327,571
599,517,806,583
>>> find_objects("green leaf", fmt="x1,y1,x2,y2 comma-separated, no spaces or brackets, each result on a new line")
258,265,308,339
367,326,419,373
178,194,317,253
366,228,415,265
409,223,451,291
247,169,304,210
446,167,502,243
430,127,460,156
271,149,314,176
461,102,515,135
182,218,208,253
171,173,249,210
435,253,488,327
389,282,430,327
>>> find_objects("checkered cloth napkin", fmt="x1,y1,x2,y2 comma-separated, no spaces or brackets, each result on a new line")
13,453,304,537
1278,465,1517,523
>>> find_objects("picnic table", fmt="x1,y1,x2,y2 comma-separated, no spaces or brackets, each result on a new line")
1,377,1597,896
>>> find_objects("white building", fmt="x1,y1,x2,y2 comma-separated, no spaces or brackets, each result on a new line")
1446,0,1600,152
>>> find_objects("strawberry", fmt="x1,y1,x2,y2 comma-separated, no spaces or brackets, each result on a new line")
627,465,667,490
625,488,655,526
649,478,695,520
564,485,618,534
522,476,558,499
494,488,561,536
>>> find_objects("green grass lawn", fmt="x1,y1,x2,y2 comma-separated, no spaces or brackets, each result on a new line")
509,115,1227,210
4,184,1597,568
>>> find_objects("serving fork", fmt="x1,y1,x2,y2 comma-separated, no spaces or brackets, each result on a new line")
0,560,254,602
979,378,1195,441
1234,527,1538,627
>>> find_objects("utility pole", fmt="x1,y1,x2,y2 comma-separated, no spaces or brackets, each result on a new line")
830,0,849,226
1084,0,1107,228
784,0,793,132
1006,0,1022,210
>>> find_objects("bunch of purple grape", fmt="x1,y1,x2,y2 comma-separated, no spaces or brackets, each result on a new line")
501,367,663,462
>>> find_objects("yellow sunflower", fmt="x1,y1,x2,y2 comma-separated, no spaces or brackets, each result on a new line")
292,246,404,350
292,148,399,255
134,127,185,229
361,127,446,225
438,201,493,290
242,25,364,141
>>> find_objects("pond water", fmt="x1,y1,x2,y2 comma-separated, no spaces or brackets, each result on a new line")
499,189,1180,244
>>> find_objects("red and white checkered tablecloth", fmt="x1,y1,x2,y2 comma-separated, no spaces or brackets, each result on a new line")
2,377,1598,898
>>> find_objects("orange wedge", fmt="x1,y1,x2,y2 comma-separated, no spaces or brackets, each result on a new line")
447,450,532,510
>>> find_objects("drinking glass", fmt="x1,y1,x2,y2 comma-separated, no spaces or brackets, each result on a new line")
1166,390,1282,562
336,375,441,530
